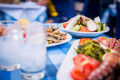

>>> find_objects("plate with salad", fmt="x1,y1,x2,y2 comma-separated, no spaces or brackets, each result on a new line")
60,15,109,37
57,37,120,80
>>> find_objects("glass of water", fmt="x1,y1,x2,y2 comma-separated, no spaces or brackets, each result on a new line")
19,22,46,80
0,21,20,71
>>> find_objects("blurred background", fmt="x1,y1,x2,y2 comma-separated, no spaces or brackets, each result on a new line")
0,0,120,39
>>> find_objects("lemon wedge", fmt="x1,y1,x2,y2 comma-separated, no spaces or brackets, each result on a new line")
18,19,29,26
18,19,29,30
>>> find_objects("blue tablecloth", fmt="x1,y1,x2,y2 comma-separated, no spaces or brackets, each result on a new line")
0,24,109,80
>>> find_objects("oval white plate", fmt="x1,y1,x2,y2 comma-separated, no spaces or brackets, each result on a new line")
57,40,79,80
60,24,110,37
47,33,72,47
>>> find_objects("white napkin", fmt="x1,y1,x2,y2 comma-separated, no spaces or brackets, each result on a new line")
0,1,46,21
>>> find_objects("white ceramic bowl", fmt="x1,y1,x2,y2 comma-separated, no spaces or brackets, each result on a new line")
60,24,110,38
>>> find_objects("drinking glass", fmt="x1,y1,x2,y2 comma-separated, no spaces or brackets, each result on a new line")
0,21,20,71
19,22,46,80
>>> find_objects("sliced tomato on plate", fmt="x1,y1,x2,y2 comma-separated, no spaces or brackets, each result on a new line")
79,38,94,45
73,54,85,65
71,54,100,80
63,22,69,28
79,27,91,32
83,64,92,78
71,66,86,80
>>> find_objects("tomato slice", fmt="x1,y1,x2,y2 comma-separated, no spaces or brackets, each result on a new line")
73,54,85,65
79,38,94,45
71,66,86,80
83,64,92,78
71,54,100,80
79,27,91,32
63,22,69,28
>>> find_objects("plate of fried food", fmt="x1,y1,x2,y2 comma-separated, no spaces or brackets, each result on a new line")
57,37,120,80
46,25,72,47
60,15,110,37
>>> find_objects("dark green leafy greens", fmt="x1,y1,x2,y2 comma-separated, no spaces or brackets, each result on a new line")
75,41,105,61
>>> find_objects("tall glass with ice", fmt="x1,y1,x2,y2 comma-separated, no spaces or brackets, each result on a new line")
0,21,20,71
20,22,46,80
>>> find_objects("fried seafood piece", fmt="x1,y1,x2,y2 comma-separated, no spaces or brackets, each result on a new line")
53,30,60,34
46,25,66,44
47,26,53,32
47,32,66,40
47,25,60,32
47,37,60,43
88,53,120,80
47,32,55,37
0,28,6,36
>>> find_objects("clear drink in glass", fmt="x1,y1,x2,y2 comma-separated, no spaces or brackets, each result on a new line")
0,21,20,71
20,22,46,80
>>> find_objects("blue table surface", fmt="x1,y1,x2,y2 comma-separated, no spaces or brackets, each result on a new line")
0,24,110,80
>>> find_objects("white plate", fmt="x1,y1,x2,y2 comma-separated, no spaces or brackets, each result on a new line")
47,33,72,47
57,40,79,80
60,24,110,37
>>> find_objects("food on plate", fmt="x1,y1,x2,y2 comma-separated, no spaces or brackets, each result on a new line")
79,27,91,32
71,54,100,80
89,53,120,80
75,38,105,61
72,25,81,31
62,15,106,32
0,24,6,36
71,37,120,80
0,27,6,36
97,37,120,53
79,38,94,45
97,23,106,32
63,22,69,28
46,25,67,44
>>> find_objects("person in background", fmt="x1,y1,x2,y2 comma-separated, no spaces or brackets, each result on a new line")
37,0,48,6
37,0,76,23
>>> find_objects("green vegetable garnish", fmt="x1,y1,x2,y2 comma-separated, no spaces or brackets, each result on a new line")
97,23,106,32
46,41,49,44
72,25,81,31
105,49,111,52
75,41,105,61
